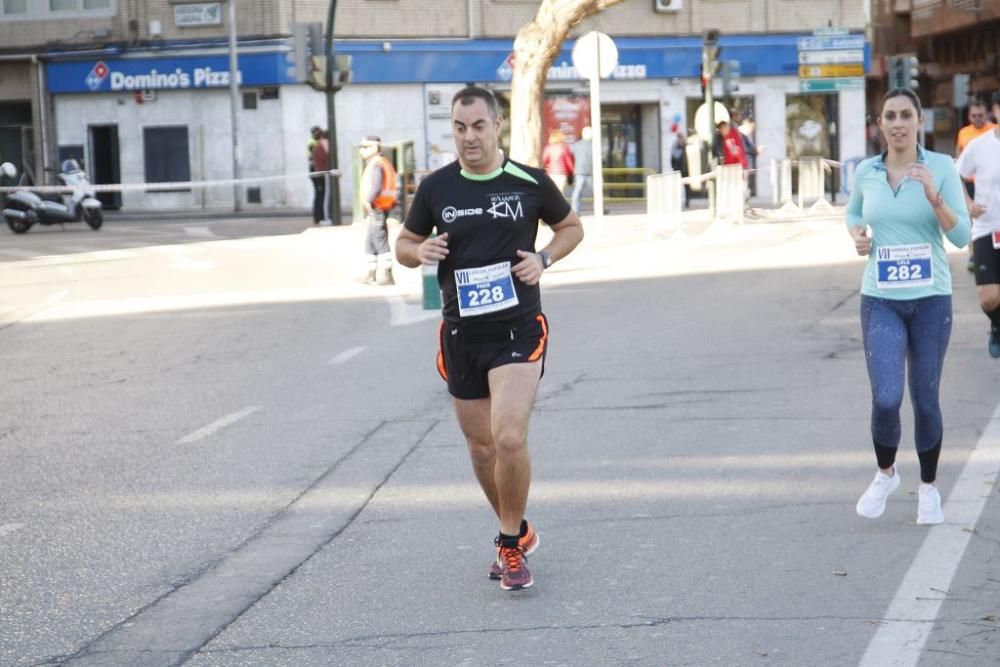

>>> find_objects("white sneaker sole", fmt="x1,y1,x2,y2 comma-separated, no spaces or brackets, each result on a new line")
916,512,944,525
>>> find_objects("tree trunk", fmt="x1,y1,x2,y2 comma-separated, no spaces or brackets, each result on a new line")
509,0,625,166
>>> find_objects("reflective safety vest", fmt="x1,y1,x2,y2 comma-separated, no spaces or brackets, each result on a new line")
363,155,398,211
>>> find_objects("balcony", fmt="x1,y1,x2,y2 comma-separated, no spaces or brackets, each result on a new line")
911,0,1000,36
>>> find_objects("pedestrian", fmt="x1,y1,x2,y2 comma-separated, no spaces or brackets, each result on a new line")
395,86,584,591
541,129,574,195
847,88,970,525
670,130,690,208
956,101,996,271
734,112,762,198
359,135,398,285
307,125,320,171
570,126,593,213
712,120,748,169
311,129,331,225
956,90,1000,358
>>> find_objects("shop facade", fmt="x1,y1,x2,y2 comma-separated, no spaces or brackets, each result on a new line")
43,33,870,212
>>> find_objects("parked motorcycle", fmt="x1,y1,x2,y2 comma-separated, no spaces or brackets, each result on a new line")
2,159,103,234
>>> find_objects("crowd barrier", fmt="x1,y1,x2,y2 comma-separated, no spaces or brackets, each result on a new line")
646,155,845,233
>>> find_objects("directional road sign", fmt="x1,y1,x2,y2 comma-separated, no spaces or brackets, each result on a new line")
798,49,865,65
798,64,864,78
799,77,864,93
797,34,865,51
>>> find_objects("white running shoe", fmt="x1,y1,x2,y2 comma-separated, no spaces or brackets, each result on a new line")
856,469,900,518
916,483,944,525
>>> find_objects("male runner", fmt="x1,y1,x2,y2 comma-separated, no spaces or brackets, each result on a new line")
957,91,1000,357
395,86,584,591
956,101,996,271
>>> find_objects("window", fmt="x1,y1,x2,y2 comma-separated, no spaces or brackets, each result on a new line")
143,126,190,186
1,0,27,14
242,92,258,110
1,0,114,19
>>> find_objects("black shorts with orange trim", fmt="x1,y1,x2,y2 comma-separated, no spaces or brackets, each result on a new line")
436,312,548,400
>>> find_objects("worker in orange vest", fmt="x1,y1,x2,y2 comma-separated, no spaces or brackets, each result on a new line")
359,136,398,285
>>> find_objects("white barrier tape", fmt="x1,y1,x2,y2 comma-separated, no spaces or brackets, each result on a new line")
0,169,342,195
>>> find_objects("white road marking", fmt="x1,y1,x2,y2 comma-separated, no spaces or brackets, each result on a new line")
177,405,262,444
329,345,366,365
0,523,25,537
858,399,1000,667
386,296,438,326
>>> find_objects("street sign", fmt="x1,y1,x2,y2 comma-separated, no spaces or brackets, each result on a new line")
812,27,850,36
694,101,730,139
798,63,864,78
798,49,864,65
572,32,618,80
797,34,865,51
799,77,864,93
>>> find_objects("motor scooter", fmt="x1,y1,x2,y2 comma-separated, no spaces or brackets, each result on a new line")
2,159,103,234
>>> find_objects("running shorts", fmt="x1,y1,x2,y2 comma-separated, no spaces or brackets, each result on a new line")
436,312,548,400
972,234,1000,286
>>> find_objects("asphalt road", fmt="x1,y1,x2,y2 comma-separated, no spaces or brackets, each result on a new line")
1,211,997,666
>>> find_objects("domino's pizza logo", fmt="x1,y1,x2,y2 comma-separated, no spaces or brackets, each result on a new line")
496,53,515,81
85,61,109,91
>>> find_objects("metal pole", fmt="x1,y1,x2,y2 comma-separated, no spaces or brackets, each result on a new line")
703,52,716,218
590,38,605,227
324,0,342,225
227,0,241,212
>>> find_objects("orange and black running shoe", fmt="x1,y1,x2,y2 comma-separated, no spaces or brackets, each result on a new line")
488,521,539,580
496,544,533,590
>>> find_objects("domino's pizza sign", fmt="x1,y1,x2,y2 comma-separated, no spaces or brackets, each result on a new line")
47,52,295,94
85,61,109,91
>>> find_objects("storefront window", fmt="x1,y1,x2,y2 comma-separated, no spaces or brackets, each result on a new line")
83,0,110,8
49,0,74,10
785,94,835,160
1,0,27,14
785,94,840,194
143,127,191,186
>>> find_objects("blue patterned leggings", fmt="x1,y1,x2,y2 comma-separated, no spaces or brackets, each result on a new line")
860,294,952,454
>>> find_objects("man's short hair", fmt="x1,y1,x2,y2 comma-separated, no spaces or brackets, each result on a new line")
360,135,382,147
451,86,499,120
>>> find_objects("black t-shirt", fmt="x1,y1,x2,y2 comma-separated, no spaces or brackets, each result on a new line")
405,158,571,322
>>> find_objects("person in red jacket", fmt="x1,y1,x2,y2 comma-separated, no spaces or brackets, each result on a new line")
541,129,574,194
712,120,748,169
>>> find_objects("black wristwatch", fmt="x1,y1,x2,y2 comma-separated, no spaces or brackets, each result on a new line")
539,250,552,269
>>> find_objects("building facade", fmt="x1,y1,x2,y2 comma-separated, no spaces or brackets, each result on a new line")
0,0,868,213
871,0,1000,155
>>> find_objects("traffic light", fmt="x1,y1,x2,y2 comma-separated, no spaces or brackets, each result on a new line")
888,54,919,90
702,29,721,80
722,59,740,96
287,22,324,86
903,55,919,89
